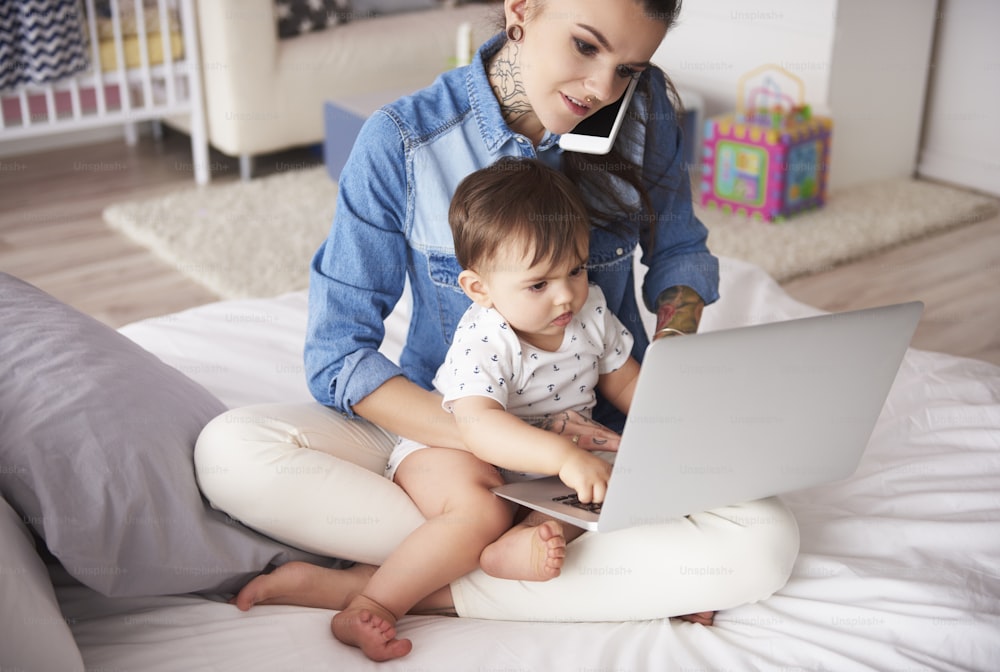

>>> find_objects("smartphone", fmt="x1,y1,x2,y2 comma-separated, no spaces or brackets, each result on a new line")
558,77,639,155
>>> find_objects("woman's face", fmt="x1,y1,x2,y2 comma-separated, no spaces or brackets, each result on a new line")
504,0,668,137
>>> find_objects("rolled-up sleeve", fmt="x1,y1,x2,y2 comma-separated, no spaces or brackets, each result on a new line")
304,111,410,415
638,69,720,311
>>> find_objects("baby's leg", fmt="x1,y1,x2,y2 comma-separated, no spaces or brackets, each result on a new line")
480,509,585,581
333,448,511,660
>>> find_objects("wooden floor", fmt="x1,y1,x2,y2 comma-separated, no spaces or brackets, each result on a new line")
2,131,998,366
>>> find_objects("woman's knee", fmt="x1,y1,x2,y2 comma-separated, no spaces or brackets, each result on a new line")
194,404,427,562
727,497,800,603
194,405,296,514
195,402,395,497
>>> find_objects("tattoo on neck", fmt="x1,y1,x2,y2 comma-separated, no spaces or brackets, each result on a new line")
489,44,531,126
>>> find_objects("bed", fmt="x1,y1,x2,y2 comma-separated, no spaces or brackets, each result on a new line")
2,256,998,671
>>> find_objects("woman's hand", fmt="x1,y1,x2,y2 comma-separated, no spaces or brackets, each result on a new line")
539,410,621,452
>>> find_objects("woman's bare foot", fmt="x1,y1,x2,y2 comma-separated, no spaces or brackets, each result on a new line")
479,520,567,581
678,611,716,626
232,561,376,611
331,595,412,661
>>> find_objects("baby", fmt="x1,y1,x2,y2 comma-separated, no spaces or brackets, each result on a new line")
333,156,641,660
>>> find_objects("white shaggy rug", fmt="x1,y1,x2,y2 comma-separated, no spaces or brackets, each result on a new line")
103,167,998,299
106,168,337,299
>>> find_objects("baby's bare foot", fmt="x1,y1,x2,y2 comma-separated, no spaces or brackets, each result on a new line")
332,596,412,662
232,561,376,612
480,520,567,581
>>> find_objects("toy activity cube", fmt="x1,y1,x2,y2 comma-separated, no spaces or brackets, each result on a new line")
700,65,833,221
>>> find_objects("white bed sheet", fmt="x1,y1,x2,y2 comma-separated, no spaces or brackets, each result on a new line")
63,256,999,671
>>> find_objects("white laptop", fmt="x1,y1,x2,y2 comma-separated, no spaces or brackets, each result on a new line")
492,301,923,532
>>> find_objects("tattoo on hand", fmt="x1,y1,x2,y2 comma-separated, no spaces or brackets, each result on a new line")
539,411,602,441
655,286,705,335
539,411,570,435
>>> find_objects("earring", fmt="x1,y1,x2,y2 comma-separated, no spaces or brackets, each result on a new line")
506,24,524,42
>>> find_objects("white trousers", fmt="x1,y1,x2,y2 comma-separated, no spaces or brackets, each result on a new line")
194,402,800,622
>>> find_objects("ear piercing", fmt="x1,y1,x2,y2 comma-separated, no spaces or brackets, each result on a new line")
506,24,523,42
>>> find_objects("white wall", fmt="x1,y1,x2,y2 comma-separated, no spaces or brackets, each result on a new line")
918,0,1000,197
654,0,837,117
827,0,938,190
654,0,938,192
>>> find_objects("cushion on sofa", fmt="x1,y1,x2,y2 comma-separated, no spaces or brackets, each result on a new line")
276,0,353,38
0,273,331,597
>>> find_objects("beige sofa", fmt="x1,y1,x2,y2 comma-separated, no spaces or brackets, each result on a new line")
170,0,498,179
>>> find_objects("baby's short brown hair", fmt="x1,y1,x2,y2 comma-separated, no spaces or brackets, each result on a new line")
449,157,591,274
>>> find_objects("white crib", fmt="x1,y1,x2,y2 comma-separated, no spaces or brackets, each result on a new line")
0,0,209,184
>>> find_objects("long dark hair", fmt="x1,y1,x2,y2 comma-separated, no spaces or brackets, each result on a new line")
563,72,685,239
496,0,686,239
562,0,685,239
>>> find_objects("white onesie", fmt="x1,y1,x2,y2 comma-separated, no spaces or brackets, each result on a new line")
384,284,634,480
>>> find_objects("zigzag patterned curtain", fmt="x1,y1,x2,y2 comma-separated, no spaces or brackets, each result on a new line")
0,0,89,90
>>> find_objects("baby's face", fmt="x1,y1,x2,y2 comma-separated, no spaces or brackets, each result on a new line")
478,248,590,352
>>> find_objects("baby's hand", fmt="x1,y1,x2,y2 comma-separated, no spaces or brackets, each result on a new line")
558,450,613,503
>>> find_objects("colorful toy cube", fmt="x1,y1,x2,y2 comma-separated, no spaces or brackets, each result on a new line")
700,65,833,222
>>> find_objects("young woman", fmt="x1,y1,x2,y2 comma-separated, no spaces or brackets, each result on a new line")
194,0,799,644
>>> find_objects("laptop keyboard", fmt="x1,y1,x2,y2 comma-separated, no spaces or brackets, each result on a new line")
552,493,602,514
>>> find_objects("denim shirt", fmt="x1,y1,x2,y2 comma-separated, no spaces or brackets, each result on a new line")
306,33,719,426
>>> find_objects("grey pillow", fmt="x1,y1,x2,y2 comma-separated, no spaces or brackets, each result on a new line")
0,496,85,672
0,273,328,596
